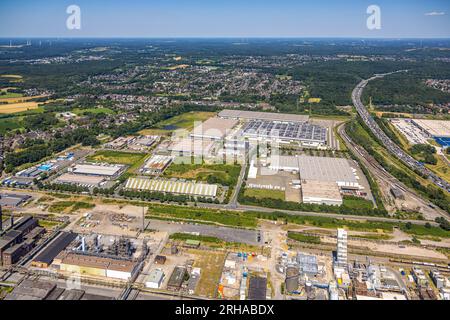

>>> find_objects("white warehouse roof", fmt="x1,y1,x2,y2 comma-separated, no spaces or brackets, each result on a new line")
72,164,124,177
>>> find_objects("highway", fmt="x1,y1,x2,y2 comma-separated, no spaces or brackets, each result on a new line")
352,71,450,193
338,123,448,220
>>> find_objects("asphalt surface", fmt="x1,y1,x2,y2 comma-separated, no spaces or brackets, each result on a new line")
352,71,450,193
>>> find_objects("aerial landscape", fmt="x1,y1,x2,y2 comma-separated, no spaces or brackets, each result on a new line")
0,0,449,308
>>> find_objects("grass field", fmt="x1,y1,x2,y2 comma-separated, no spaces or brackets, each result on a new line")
164,163,241,187
154,111,216,131
87,150,146,166
38,219,62,230
146,205,258,228
48,201,95,214
0,118,22,133
342,196,374,210
243,189,285,201
287,232,321,244
426,155,450,184
190,249,226,299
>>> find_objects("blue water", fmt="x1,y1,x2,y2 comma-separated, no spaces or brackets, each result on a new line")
434,137,450,148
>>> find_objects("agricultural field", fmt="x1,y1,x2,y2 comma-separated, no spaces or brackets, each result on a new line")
243,189,285,201
190,249,226,299
164,163,241,186
0,74,23,83
0,88,23,99
0,101,40,114
153,111,216,131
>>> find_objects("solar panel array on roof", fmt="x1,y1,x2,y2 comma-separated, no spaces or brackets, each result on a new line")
242,120,327,144
125,178,218,197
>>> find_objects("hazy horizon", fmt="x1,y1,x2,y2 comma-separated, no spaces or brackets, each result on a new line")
1,0,449,38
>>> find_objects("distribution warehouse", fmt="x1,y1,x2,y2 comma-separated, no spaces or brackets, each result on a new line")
125,178,218,197
69,164,125,177
218,109,310,123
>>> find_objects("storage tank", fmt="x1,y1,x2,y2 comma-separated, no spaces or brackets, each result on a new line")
285,266,299,293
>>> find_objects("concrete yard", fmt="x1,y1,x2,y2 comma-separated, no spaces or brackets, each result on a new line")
145,219,261,246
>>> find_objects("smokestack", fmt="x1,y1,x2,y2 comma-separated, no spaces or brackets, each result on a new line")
10,213,13,228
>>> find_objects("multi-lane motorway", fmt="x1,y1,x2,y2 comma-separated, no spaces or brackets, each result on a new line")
352,71,450,193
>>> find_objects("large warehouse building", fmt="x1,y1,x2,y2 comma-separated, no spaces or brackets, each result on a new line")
219,109,309,123
266,155,362,205
242,119,327,147
125,177,218,197
168,138,215,157
411,119,450,148
55,173,105,188
141,155,174,175
57,252,139,281
190,117,238,140
69,163,125,177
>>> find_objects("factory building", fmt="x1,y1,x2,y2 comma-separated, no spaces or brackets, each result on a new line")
266,155,362,205
242,119,327,147
168,138,215,157
32,231,78,269
336,229,348,268
190,117,238,140
167,266,187,291
141,155,174,175
301,180,343,206
268,155,361,189
0,216,44,267
410,119,450,148
55,173,105,188
297,253,319,276
125,177,218,198
69,163,125,178
219,109,309,123
0,193,32,208
145,269,165,289
57,252,139,281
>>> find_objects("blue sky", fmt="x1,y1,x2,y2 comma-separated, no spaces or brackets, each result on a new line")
0,0,449,38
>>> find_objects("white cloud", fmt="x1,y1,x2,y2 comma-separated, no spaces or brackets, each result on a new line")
425,11,446,16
